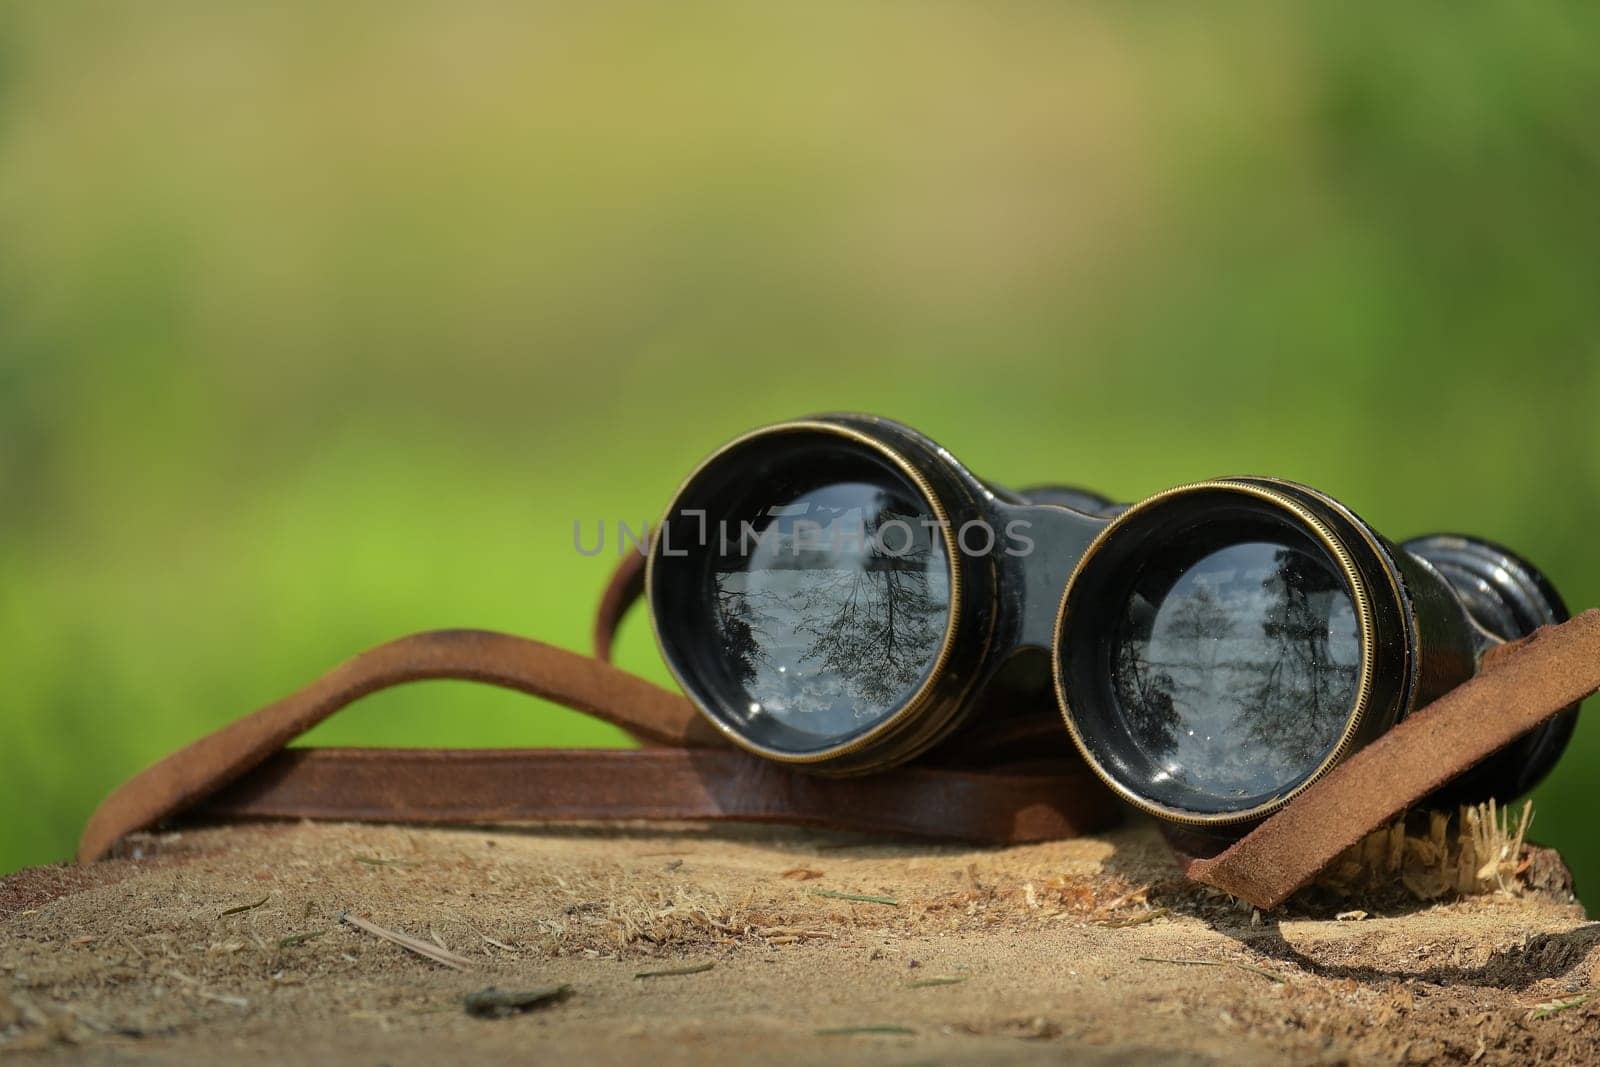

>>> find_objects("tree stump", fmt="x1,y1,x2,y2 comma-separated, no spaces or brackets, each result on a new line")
3,821,1598,1064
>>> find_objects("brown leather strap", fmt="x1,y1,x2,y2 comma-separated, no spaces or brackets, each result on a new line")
594,550,646,662
193,747,1117,844
77,629,723,863
78,618,1119,861
1183,609,1600,908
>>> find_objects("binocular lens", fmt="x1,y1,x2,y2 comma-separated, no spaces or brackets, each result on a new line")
1059,489,1373,821
650,429,956,759
1108,531,1360,808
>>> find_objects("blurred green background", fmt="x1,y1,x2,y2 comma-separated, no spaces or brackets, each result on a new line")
3,4,1598,900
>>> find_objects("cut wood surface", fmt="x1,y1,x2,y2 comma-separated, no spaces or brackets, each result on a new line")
2,821,1598,1065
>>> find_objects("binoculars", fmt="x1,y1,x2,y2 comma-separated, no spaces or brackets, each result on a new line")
645,414,1575,832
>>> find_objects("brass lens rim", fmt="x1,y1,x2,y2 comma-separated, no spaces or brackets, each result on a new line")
1050,478,1381,827
646,418,965,767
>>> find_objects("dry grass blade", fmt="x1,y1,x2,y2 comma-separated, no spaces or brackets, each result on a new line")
198,991,250,1009
1528,994,1590,1022
1466,799,1535,888
218,896,269,918
808,889,898,906
1229,961,1287,983
276,930,326,950
755,926,834,942
1323,799,1538,901
634,961,714,979
339,912,473,971
815,1025,916,1036
906,976,967,988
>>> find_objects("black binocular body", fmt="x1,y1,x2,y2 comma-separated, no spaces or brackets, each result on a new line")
646,414,1574,834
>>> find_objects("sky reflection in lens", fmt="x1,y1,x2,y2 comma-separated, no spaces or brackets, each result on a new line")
1109,539,1361,804
710,480,949,745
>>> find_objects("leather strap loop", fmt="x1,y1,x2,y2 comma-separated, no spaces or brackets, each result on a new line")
77,629,722,863
594,550,646,663
77,616,1120,862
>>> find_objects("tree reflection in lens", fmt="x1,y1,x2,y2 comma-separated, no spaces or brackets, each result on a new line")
1109,540,1361,803
1233,548,1360,771
710,481,950,744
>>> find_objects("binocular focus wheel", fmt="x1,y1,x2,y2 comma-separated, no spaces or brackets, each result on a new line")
1403,534,1568,641
1402,534,1576,807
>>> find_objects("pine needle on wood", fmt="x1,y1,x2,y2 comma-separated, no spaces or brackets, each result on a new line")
276,930,326,950
808,889,898,906
815,1025,916,1036
633,961,714,979
218,896,269,918
339,912,474,971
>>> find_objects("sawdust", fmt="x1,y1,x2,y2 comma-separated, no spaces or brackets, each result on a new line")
1,819,1597,1065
